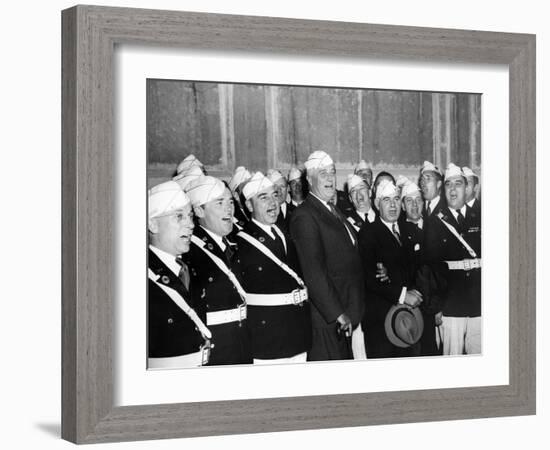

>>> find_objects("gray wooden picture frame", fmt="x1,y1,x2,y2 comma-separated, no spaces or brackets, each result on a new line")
61,5,536,444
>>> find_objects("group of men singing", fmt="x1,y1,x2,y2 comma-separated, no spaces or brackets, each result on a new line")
147,150,481,369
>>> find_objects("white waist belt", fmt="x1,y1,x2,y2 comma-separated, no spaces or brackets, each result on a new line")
207,304,247,325
446,258,482,271
148,348,208,369
246,288,308,306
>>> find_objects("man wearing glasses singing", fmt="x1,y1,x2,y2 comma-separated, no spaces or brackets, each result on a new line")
147,181,211,369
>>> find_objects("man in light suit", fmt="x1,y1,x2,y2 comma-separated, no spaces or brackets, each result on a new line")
290,151,365,361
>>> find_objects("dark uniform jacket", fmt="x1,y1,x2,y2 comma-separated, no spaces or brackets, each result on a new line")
236,221,311,359
344,208,376,232
188,226,252,365
275,201,296,234
358,218,417,358
234,200,250,229
290,194,365,361
423,206,481,318
423,195,446,219
148,248,206,359
399,219,441,356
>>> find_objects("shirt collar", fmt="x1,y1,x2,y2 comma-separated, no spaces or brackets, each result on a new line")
310,192,332,211
407,217,423,229
149,245,181,276
427,195,440,211
448,205,467,220
280,202,287,217
467,198,476,208
380,217,399,234
252,218,275,239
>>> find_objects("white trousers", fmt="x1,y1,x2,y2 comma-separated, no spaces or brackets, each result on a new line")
439,316,481,355
253,352,307,365
351,323,367,360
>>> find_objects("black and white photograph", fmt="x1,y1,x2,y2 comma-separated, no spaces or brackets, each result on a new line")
146,79,482,369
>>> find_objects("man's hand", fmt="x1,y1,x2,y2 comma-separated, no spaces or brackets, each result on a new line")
404,289,423,308
376,262,390,283
336,313,352,338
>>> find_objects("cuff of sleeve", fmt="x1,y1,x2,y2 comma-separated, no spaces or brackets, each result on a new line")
398,287,407,304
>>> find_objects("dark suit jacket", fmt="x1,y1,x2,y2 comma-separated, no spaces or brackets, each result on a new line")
423,206,481,317
290,194,365,360
358,218,418,357
236,221,311,359
148,249,206,359
188,226,252,365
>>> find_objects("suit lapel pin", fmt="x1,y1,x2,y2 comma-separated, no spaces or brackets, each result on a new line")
207,243,214,250
259,236,265,243
161,275,170,284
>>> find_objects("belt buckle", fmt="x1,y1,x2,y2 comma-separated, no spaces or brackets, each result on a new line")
201,342,211,365
238,303,247,321
292,289,302,305
463,259,471,271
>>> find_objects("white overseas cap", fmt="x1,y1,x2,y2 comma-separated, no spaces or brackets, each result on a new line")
354,160,370,172
420,160,442,175
376,179,399,199
444,163,464,180
288,166,302,182
401,182,422,199
228,166,252,192
242,172,274,200
176,154,203,175
462,166,478,178
148,181,190,219
304,150,334,172
267,169,284,183
347,174,368,192
186,176,226,207
395,175,410,188
173,165,204,191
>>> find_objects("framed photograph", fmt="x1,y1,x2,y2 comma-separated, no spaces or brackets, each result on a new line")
62,5,535,444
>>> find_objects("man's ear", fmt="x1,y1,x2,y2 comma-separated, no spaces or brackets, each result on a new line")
245,199,254,214
148,218,158,234
193,205,205,219
436,180,442,191
374,198,380,210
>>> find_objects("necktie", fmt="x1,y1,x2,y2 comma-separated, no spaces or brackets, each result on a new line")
456,210,465,227
222,237,234,264
426,202,431,216
329,203,356,246
392,223,402,246
175,256,190,290
271,226,286,258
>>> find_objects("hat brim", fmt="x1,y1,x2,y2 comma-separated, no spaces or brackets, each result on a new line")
384,304,424,348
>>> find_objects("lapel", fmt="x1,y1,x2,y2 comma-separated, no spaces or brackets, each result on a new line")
307,195,358,244
148,249,190,298
244,221,286,261
193,226,226,262
375,217,402,251
347,210,365,230
437,208,461,231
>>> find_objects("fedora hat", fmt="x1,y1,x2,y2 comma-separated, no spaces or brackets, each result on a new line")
384,304,424,348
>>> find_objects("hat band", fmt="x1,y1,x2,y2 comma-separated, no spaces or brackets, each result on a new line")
391,308,417,345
